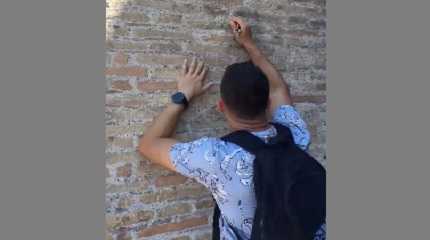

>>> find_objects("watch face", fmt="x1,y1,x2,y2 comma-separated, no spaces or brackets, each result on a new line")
172,92,187,106
172,92,186,105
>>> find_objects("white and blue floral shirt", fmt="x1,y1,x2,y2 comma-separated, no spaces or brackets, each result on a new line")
170,105,325,240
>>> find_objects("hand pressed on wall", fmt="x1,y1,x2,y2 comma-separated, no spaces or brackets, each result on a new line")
177,57,214,102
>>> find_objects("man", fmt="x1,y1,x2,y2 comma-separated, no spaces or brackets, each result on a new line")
139,17,325,239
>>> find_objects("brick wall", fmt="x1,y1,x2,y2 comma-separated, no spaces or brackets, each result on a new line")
106,0,326,239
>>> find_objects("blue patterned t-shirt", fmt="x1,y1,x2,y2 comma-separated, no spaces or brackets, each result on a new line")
170,105,324,240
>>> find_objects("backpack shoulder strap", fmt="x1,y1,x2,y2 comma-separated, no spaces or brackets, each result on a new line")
269,122,295,145
221,129,267,155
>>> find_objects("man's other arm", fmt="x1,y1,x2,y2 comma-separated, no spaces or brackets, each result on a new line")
138,58,212,172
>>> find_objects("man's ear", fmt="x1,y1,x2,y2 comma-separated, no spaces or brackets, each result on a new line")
217,99,224,113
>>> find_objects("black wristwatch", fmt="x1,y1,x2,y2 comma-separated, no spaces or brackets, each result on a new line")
171,92,189,108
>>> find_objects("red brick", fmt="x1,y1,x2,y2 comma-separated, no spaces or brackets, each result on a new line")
119,210,154,227
137,81,176,92
138,216,208,237
111,80,132,91
105,97,122,107
155,174,188,187
122,99,143,109
113,52,128,66
105,67,145,77
136,210,154,222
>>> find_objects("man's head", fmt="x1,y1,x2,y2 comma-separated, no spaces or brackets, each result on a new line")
218,61,270,125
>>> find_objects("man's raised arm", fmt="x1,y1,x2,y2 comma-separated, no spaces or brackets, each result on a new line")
229,16,292,115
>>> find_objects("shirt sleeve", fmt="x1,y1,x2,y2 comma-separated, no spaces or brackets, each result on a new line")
169,137,223,186
272,105,311,150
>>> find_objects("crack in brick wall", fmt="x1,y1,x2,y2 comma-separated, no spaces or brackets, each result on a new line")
106,0,326,239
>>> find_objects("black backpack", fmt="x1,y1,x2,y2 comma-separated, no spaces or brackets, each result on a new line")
212,122,326,240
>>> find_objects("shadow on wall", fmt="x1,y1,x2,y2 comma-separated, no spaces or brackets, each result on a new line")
105,0,326,239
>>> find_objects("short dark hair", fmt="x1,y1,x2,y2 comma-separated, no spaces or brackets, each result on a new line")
220,61,269,120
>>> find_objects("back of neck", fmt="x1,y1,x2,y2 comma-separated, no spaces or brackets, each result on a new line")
230,118,270,132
